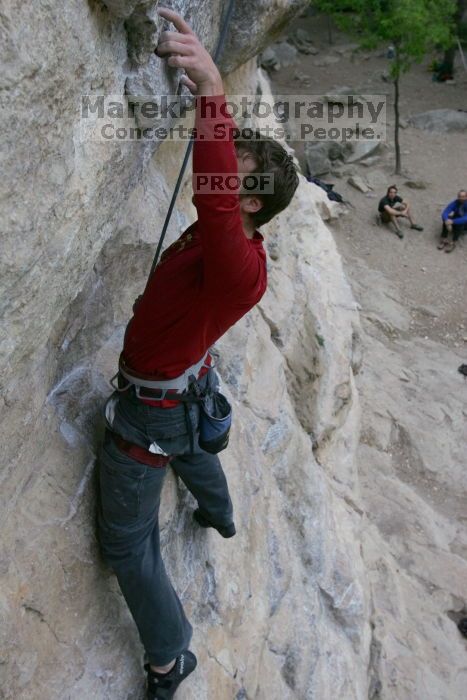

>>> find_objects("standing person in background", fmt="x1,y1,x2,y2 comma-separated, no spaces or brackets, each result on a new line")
438,190,467,252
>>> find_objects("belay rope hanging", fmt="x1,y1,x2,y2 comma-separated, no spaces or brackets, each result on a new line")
144,0,237,291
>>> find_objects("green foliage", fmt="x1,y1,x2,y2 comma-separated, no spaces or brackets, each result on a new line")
312,0,458,173
313,0,456,76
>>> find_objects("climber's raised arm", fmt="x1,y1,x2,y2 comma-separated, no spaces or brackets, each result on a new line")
156,7,223,96
155,7,299,300
156,7,259,296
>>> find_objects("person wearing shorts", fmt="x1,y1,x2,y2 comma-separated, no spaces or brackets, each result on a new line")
378,185,423,238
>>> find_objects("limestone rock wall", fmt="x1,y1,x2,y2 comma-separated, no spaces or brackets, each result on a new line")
0,2,367,698
345,260,467,700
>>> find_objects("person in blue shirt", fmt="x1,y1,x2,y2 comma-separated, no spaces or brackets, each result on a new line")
438,190,467,252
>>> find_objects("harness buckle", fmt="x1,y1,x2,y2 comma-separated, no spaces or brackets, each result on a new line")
110,372,131,392
134,385,169,401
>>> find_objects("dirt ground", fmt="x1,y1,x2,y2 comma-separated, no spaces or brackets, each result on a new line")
270,12,467,348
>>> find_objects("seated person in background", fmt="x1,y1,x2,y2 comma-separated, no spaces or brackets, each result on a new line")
378,185,424,238
437,189,467,252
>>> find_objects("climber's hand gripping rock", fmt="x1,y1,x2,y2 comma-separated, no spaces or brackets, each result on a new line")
156,7,224,96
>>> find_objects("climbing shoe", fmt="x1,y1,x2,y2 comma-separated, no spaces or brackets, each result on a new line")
145,650,197,699
193,508,236,538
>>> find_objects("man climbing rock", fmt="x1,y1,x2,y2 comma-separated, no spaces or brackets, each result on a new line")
97,7,299,699
377,185,424,238
437,189,467,252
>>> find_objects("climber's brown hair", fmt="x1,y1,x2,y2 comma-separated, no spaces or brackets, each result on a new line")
234,132,299,227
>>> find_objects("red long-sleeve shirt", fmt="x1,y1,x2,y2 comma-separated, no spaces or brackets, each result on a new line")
122,94,267,379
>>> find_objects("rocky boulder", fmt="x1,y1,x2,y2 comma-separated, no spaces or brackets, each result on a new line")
288,26,319,54
345,141,381,164
304,141,351,176
348,175,371,193
409,109,467,132
260,42,299,72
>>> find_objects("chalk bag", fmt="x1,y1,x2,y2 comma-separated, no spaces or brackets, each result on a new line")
199,391,232,454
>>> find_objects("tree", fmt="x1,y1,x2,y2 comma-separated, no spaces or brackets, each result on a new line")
313,0,456,173
438,0,467,79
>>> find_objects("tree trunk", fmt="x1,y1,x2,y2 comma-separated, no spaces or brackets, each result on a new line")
439,0,467,77
441,0,467,76
394,70,401,174
441,45,456,76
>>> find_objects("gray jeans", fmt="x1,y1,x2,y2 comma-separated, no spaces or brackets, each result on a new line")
97,368,233,666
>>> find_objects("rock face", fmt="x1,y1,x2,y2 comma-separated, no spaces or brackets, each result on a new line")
304,141,353,177
409,109,467,132
260,42,299,72
288,26,319,55
345,141,381,164
304,139,378,177
343,259,467,700
0,2,372,699
347,175,371,194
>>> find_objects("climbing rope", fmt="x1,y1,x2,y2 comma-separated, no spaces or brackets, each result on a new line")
144,0,236,289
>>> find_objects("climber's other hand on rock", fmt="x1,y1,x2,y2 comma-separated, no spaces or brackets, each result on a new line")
156,7,223,96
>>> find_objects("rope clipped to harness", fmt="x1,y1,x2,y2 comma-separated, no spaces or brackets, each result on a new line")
144,0,237,291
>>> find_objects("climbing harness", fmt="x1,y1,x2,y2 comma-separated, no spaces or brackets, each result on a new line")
111,350,212,399
106,430,171,468
105,363,232,466
103,392,172,468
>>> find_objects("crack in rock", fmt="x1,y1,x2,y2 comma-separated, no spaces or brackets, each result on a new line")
22,605,63,644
